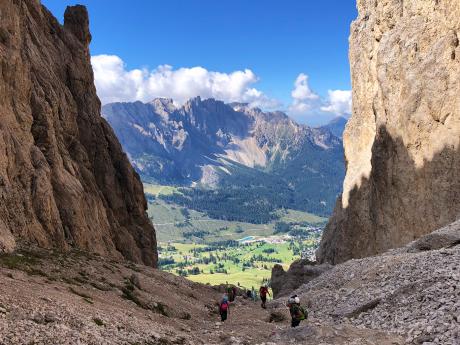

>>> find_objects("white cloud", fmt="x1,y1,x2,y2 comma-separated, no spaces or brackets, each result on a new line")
320,90,352,116
287,73,352,124
291,73,319,101
91,54,279,108
288,73,320,116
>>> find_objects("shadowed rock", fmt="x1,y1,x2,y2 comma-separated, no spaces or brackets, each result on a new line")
0,1,157,266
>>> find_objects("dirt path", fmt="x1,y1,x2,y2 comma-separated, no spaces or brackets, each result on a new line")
200,298,278,344
194,296,405,345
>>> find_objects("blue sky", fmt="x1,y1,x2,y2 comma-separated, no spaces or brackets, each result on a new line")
42,0,357,125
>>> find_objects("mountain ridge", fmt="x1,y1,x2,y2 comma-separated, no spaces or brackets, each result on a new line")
320,116,348,138
103,97,342,184
103,97,345,217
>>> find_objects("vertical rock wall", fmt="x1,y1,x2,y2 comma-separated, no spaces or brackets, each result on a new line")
0,1,157,266
318,0,460,264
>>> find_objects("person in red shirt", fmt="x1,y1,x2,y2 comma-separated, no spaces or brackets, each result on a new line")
219,295,230,322
259,285,270,309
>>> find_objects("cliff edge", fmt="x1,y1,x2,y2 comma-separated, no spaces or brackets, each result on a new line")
0,1,157,266
318,0,460,264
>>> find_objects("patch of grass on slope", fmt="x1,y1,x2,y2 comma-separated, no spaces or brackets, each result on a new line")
143,183,178,197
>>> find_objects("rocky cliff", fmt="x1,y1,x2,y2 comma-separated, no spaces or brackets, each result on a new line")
0,1,157,266
318,0,460,264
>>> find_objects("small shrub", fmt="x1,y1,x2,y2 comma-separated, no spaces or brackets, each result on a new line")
0,254,39,270
93,318,104,326
90,282,112,291
69,287,92,299
27,268,49,278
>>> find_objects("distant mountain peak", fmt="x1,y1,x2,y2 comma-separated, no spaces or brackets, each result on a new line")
320,116,348,138
149,98,177,116
103,98,344,215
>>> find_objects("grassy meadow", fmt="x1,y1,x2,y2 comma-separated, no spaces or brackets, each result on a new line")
146,183,325,288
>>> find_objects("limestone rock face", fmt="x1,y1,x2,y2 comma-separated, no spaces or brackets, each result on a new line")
0,1,157,266
318,0,460,264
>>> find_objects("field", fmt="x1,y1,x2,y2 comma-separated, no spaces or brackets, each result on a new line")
146,183,326,288
143,183,178,196
145,183,327,243
158,235,321,289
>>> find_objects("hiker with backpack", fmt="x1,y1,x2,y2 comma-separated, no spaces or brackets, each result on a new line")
232,286,237,301
219,295,230,322
246,289,252,299
287,295,307,328
259,284,270,308
227,285,235,302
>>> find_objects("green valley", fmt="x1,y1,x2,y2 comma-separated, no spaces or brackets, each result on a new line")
158,237,320,289
145,183,326,243
147,183,325,288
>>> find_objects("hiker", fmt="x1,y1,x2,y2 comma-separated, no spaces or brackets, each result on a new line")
224,281,234,302
251,286,257,302
219,295,230,322
227,285,234,302
259,284,270,308
246,289,252,299
287,295,307,328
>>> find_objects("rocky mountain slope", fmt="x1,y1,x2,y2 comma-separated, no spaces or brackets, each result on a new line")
3,220,458,344
271,259,332,298
0,1,156,265
103,98,344,216
318,0,460,264
320,116,348,138
272,220,460,344
102,98,343,185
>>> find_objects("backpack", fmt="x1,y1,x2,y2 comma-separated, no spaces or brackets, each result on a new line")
298,306,308,320
260,287,268,296
220,302,229,312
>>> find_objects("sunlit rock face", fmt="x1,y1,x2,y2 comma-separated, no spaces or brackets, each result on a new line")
318,0,460,264
0,1,157,266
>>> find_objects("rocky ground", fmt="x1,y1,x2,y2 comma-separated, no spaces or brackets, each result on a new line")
0,245,406,345
0,222,458,344
272,221,460,345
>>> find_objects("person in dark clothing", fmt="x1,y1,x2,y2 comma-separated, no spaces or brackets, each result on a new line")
226,282,235,302
219,295,230,322
246,290,252,299
259,285,270,308
289,304,302,327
